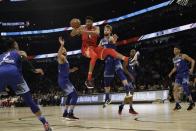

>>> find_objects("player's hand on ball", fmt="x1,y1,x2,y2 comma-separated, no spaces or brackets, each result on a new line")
59,36,65,46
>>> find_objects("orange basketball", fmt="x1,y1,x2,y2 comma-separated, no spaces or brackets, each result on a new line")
70,18,81,29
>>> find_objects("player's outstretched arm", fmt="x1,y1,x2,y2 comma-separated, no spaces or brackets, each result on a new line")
57,37,66,62
20,52,44,75
182,54,195,74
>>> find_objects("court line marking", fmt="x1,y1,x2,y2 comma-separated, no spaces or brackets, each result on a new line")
134,117,175,124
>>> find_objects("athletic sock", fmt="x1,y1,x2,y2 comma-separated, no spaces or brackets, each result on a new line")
38,115,47,125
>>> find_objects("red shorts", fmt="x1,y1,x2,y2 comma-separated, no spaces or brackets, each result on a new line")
82,46,105,60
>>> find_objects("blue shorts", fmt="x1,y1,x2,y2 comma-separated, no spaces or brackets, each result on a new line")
175,73,189,86
58,78,75,95
0,65,30,95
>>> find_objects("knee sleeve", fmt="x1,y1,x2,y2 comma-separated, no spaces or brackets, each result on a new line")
21,92,40,114
69,90,78,105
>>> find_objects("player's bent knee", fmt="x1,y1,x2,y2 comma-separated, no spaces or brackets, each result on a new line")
21,92,40,114
70,90,78,105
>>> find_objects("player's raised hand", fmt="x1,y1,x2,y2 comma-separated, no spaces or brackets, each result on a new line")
59,36,65,46
112,34,118,42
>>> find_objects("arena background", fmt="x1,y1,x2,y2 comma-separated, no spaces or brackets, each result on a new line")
0,0,196,107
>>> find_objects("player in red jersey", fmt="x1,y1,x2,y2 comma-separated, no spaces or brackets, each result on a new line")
71,16,129,88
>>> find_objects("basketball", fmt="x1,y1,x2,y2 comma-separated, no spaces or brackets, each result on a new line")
70,18,81,29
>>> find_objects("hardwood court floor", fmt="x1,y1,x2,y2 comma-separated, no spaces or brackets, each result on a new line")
0,103,196,131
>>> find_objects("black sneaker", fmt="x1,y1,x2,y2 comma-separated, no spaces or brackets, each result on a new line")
187,103,195,111
66,113,79,121
85,80,94,89
118,105,124,115
103,99,112,108
63,112,68,118
173,104,182,111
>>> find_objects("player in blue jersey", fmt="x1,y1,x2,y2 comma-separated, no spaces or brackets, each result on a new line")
57,37,79,120
123,49,140,88
0,38,52,131
99,25,138,115
169,46,195,111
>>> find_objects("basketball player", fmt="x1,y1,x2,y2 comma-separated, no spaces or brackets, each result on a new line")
0,38,52,131
123,49,140,86
99,25,138,114
70,16,129,88
58,37,79,120
168,46,195,110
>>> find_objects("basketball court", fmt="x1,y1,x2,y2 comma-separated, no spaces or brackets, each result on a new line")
1,103,195,131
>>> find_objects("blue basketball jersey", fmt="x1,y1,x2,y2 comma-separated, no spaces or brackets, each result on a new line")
58,61,70,80
128,57,138,74
0,50,22,73
173,55,189,75
100,37,116,50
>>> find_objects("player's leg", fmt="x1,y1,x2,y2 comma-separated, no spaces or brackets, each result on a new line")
101,47,129,62
61,81,79,120
59,79,79,120
83,47,98,88
103,57,115,108
182,75,195,110
67,89,78,120
11,76,52,131
103,77,113,108
59,79,70,118
21,92,52,131
63,94,71,118
115,60,138,115
173,79,182,111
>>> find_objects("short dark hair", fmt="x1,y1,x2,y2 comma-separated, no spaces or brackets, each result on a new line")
85,16,94,21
